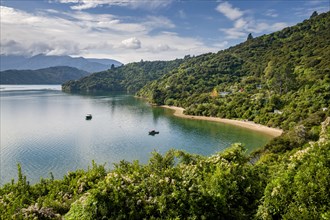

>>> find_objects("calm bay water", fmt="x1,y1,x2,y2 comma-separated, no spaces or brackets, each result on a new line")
0,85,272,184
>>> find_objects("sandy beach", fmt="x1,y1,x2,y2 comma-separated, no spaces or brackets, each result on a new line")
161,105,283,137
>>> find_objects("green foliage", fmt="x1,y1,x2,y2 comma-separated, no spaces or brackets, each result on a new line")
0,161,107,219
62,144,267,219
62,59,183,93
256,141,330,219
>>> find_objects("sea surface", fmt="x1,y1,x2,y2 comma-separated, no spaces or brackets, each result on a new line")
0,85,272,184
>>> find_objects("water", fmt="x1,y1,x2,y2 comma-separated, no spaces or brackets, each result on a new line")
0,85,272,184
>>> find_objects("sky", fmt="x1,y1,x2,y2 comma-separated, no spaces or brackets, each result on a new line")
0,0,329,64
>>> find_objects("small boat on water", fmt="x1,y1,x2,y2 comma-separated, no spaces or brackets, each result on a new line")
85,114,92,120
149,130,159,135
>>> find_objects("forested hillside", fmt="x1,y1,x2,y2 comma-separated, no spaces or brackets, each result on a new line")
62,59,183,93
63,12,330,132
0,66,89,84
138,11,330,131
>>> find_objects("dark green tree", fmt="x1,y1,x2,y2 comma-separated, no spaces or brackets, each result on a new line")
247,33,254,40
310,11,318,18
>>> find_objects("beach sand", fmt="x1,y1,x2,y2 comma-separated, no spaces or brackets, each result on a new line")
161,105,283,137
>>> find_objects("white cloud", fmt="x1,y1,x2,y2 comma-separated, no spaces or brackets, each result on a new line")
216,2,244,20
0,6,216,63
57,0,173,10
143,16,175,30
264,9,278,18
272,22,289,31
68,11,146,33
222,18,289,39
121,37,141,49
294,5,329,17
246,22,269,34
220,28,246,39
234,18,247,29
212,41,229,50
1,40,27,55
155,44,170,51
215,3,289,40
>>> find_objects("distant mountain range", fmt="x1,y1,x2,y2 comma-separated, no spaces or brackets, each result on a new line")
0,54,122,73
0,66,90,84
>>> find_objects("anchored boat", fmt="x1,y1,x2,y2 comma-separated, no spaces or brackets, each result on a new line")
85,114,92,120
149,130,159,135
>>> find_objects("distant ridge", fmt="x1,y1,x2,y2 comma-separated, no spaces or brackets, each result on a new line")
0,66,90,84
0,54,122,73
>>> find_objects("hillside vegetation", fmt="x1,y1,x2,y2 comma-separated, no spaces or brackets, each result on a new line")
62,59,183,93
138,11,330,131
0,66,89,84
63,12,330,132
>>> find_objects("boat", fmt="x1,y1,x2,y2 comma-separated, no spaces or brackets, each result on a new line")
85,114,92,120
149,130,159,135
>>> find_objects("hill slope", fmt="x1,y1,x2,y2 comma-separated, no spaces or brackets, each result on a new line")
138,12,330,130
62,59,184,93
0,66,89,84
62,12,329,133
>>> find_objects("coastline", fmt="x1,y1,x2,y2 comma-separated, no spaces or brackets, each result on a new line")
161,105,283,137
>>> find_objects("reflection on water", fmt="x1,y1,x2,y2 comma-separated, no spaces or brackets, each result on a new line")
0,85,272,184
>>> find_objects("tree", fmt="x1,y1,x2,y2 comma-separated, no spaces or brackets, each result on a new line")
310,11,318,18
247,33,254,40
152,89,165,105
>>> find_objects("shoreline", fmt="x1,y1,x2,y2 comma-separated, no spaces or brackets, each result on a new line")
161,105,283,137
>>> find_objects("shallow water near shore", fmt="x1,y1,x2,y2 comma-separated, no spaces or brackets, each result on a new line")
0,85,272,184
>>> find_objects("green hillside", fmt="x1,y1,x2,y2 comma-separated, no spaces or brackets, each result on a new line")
0,66,89,84
138,12,330,131
63,12,330,132
62,59,183,93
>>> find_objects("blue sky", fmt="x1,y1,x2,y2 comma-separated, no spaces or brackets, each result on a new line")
1,0,329,63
